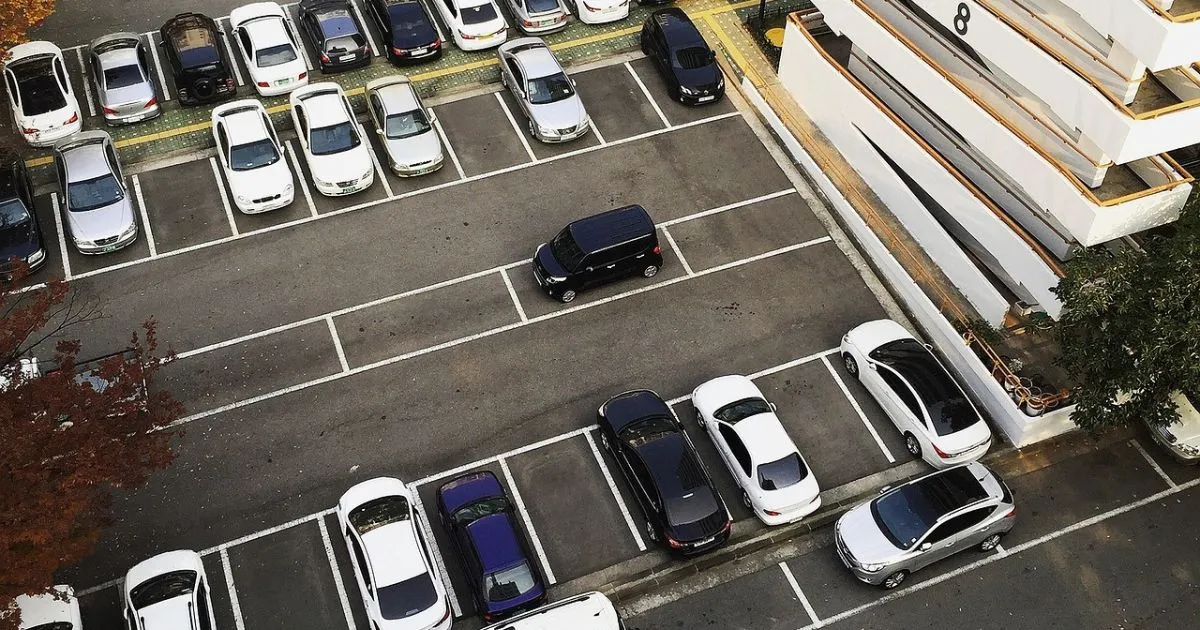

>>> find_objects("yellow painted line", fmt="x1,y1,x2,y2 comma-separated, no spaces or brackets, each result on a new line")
702,13,759,85
25,0,766,168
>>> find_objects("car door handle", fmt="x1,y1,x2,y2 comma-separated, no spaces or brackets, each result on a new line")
636,254,645,258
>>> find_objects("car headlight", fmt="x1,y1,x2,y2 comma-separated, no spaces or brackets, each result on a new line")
717,76,725,89
679,85,697,96
546,275,566,284
235,194,249,203
537,125,558,136
26,249,46,265
1178,442,1200,456
120,223,137,238
860,562,886,573
284,182,294,193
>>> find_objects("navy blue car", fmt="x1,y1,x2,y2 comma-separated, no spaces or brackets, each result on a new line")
298,0,372,73
437,471,546,622
0,155,46,281
639,8,725,105
367,0,442,64
599,389,732,555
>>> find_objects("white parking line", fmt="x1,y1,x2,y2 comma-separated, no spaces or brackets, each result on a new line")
498,457,557,585
496,92,538,163
219,22,247,87
748,347,840,380
585,429,647,552
50,193,73,280
433,116,466,180
994,543,1007,557
283,12,313,72
74,48,97,118
220,548,248,630
287,140,319,217
1130,438,1177,488
780,562,822,627
351,0,382,56
209,158,240,236
626,61,670,128
408,488,463,618
415,426,596,487
660,226,693,276
326,316,351,372
131,175,158,258
659,189,796,228
499,268,528,322
591,122,606,146
144,34,172,101
364,134,394,197
821,355,895,463
317,516,358,630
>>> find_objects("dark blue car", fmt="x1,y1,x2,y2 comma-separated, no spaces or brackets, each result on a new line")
437,471,546,622
367,0,442,65
639,8,725,105
0,156,46,281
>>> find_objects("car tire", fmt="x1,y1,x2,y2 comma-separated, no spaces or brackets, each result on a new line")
528,119,538,139
559,289,576,303
842,353,859,378
741,491,752,509
904,432,922,458
599,431,610,451
694,409,705,428
979,533,1002,552
643,264,659,278
500,71,507,88
881,570,908,590
645,521,659,542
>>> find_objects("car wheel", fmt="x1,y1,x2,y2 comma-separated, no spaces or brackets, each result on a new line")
643,264,659,278
842,353,859,378
645,521,659,542
979,533,1002,552
904,433,922,458
500,71,507,88
741,491,752,509
881,570,908,589
599,431,610,451
559,289,577,303
694,409,705,428
528,119,538,139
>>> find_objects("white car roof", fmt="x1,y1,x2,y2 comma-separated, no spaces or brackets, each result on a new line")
303,91,351,127
14,586,78,630
733,413,800,463
243,16,292,50
362,522,428,586
219,106,270,142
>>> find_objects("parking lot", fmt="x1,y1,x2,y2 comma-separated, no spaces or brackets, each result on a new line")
39,53,917,630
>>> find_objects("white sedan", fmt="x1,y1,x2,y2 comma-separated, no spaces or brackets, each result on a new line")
124,550,218,630
3,41,82,147
337,477,453,630
433,0,508,51
14,585,82,630
212,100,295,213
840,319,993,468
566,0,628,25
692,375,821,526
231,2,309,96
290,82,375,196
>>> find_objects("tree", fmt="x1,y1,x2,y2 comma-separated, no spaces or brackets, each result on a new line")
0,265,183,629
0,0,56,58
1052,205,1200,432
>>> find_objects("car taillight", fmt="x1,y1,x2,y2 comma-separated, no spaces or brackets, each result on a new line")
652,245,662,255
933,443,951,458
721,519,732,533
103,106,119,115
144,97,158,108
522,19,533,26
665,534,684,549
437,604,451,624
360,45,369,54
320,53,331,63
393,47,408,56
22,126,39,134
764,509,781,516
459,30,476,39
1003,507,1016,519
65,112,79,124
431,38,442,48
225,78,235,89
298,72,307,80
257,81,270,87
482,612,493,622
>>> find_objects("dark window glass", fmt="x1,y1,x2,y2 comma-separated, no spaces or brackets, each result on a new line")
758,453,807,490
461,3,498,25
67,174,124,213
0,199,32,228
617,415,676,446
927,508,990,543
484,561,537,602
347,530,371,588
129,570,197,608
714,398,771,424
718,424,751,476
384,109,431,139
229,138,280,171
871,489,941,550
526,72,574,105
452,496,509,525
13,57,67,115
27,623,74,630
927,398,978,436
349,495,410,535
325,34,366,53
672,46,711,70
879,369,921,416
524,0,559,12
548,227,585,272
309,121,361,155
256,43,298,67
103,64,144,89
378,573,438,619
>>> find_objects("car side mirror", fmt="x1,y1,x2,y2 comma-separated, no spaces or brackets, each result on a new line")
919,542,933,552
769,402,777,412
376,128,384,135
923,342,933,351
428,109,437,123
877,485,891,495
866,361,877,371
585,266,594,272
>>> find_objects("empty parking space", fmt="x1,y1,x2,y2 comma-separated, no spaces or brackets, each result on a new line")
228,521,349,630
78,583,123,630
62,178,154,276
784,536,877,621
201,553,241,630
503,434,643,583
433,94,533,177
577,63,669,142
137,160,236,252
627,57,736,127
627,562,810,630
62,46,98,121
665,192,828,272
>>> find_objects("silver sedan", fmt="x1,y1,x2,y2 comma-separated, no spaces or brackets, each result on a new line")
88,33,161,126
365,76,445,177
54,131,138,254
498,37,590,143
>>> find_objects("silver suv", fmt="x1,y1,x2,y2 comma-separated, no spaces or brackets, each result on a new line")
834,461,1015,589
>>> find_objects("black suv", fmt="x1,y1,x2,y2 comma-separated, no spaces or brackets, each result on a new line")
599,390,732,555
160,13,237,106
532,204,663,303
0,155,46,280
640,8,725,105
299,0,372,73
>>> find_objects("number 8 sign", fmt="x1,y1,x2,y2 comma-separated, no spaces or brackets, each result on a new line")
954,2,971,35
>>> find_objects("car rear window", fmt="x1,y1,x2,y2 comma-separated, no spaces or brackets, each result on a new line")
67,174,125,213
461,3,499,25
309,121,361,155
13,57,67,115
129,570,197,608
485,560,537,602
103,63,144,90
927,397,978,436
325,34,366,53
524,0,559,12
377,573,438,620
758,453,807,491
27,623,74,630
256,43,298,67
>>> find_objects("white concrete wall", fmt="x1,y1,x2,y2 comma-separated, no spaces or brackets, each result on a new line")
1056,0,1200,72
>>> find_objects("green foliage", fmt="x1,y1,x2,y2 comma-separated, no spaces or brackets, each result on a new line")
1052,208,1200,431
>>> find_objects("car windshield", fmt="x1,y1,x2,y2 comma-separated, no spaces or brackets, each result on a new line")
714,397,771,424
103,63,144,89
309,121,360,155
384,109,431,139
524,0,559,12
129,570,197,608
256,43,298,67
377,573,438,620
928,398,978,436
618,415,676,446
452,496,509,525
14,57,67,116
527,72,574,105
348,495,410,535
67,174,124,212
672,46,712,70
758,453,807,491
871,487,943,550
229,138,280,171
484,560,536,602
0,199,31,228
461,3,499,25
548,227,584,271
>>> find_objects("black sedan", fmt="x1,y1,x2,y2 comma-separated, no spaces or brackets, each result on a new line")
640,8,725,105
0,155,46,281
598,389,732,555
298,0,372,73
367,0,442,64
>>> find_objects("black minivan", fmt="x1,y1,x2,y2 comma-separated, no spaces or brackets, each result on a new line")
533,205,663,303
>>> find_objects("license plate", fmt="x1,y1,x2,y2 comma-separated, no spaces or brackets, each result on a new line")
339,54,356,62
538,18,553,25
698,95,715,102
275,78,291,86
124,114,145,123
102,243,121,253
340,186,356,194
694,536,715,547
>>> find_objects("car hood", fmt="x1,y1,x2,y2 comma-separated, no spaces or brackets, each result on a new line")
66,198,134,241
226,159,292,199
383,129,442,167
534,242,569,278
0,219,40,259
308,146,372,183
530,96,586,130
103,82,155,107
838,502,903,566
672,63,720,90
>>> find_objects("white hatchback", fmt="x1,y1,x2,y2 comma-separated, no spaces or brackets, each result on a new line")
290,82,375,196
123,550,217,630
212,100,295,213
3,41,82,147
231,2,310,96
692,375,822,525
433,0,508,51
566,0,628,25
14,585,82,630
336,477,453,630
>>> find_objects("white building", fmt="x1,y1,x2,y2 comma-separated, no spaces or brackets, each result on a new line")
773,0,1198,445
